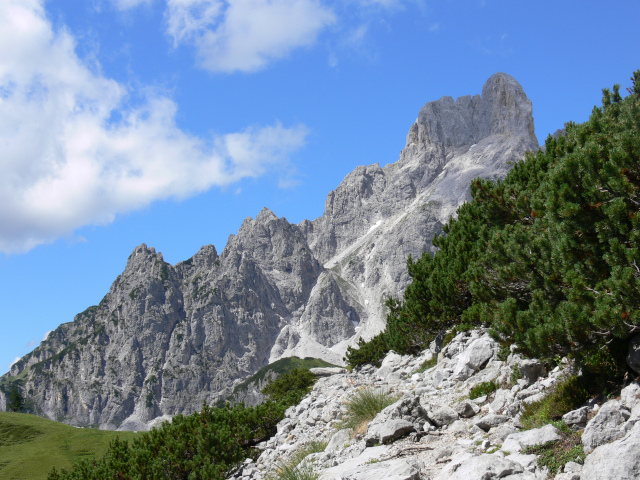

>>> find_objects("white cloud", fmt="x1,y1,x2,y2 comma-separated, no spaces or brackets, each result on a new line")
42,331,52,342
166,0,336,73
166,0,223,45
9,357,20,370
0,0,308,253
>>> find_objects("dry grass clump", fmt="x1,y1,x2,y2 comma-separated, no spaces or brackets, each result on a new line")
340,388,398,434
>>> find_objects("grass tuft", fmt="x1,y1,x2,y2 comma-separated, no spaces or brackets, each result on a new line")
268,440,327,480
469,381,498,400
522,421,585,474
339,388,398,432
519,375,589,430
414,356,437,374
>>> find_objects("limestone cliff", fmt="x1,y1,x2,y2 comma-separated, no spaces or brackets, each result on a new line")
0,73,538,429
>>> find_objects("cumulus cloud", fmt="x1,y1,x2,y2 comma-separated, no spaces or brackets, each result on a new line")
0,0,308,253
165,0,337,73
112,0,415,73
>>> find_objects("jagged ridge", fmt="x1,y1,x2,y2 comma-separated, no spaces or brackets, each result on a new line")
0,73,538,429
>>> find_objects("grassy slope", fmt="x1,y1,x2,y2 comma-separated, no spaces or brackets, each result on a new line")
0,412,140,480
233,356,339,394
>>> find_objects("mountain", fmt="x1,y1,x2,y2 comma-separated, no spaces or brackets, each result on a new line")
0,73,538,430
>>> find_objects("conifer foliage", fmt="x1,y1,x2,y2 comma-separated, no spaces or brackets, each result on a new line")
48,369,318,480
347,71,640,371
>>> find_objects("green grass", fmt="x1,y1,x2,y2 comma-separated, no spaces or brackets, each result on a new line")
519,375,589,430
522,422,585,474
469,381,498,400
414,356,437,374
268,440,327,480
0,412,140,480
339,388,398,432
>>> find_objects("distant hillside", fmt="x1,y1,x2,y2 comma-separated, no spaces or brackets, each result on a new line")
229,356,339,406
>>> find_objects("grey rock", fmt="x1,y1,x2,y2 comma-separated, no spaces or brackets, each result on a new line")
505,453,538,472
582,421,640,479
502,424,562,452
474,414,510,431
456,400,481,418
434,453,524,480
327,458,421,480
429,406,459,427
562,406,589,428
365,418,415,446
620,382,640,410
518,359,547,385
326,429,353,452
582,400,630,453
452,336,498,380
564,461,583,473
310,367,348,377
553,474,580,480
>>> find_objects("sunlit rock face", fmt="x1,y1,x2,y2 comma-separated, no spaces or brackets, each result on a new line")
1,73,537,429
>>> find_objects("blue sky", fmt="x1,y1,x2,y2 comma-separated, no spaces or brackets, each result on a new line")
1,0,639,374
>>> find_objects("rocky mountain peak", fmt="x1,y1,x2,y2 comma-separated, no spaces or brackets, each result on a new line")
406,72,537,151
1,73,542,430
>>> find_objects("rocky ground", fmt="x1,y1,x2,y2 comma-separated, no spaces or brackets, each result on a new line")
228,329,640,480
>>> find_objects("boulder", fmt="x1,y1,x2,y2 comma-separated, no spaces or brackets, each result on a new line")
518,359,546,385
620,382,640,410
429,406,459,427
505,453,538,472
502,424,562,452
582,400,630,453
474,414,511,431
456,400,481,418
451,336,497,380
365,419,415,446
434,453,523,480
325,428,353,452
582,421,640,479
562,406,589,429
326,458,421,480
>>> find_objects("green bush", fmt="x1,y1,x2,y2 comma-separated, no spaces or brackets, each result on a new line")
49,368,318,480
344,333,389,369
347,71,640,376
262,368,316,405
469,381,498,400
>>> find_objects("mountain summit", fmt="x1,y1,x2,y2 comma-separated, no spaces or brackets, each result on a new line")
0,73,537,430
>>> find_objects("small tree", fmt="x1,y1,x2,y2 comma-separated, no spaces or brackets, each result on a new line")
7,387,25,412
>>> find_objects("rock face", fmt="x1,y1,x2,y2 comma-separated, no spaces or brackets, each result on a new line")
230,331,640,480
0,73,538,429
